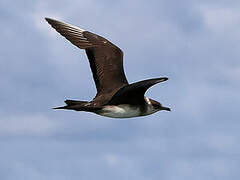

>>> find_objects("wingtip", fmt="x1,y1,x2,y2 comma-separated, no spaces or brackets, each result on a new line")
45,17,55,23
52,106,65,110
45,17,50,21
44,17,86,32
163,77,168,81
158,77,168,82
45,17,61,24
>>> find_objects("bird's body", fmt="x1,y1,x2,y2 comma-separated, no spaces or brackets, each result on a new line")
45,18,170,118
95,97,159,118
97,104,143,118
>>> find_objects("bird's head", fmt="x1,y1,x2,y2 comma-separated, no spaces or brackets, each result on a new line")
149,98,171,112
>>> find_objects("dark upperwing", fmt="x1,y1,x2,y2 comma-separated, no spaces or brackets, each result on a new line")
108,77,168,105
45,18,128,103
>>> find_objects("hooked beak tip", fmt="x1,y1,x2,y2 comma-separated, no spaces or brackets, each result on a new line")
162,107,171,111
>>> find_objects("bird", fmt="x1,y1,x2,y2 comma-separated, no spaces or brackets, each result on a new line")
45,18,171,118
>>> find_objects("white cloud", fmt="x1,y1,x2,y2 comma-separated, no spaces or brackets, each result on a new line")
104,153,120,167
205,133,239,153
31,1,64,37
199,6,240,34
0,114,61,136
32,10,63,37
222,66,240,82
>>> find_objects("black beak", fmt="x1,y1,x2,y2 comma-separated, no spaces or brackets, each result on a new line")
162,106,171,111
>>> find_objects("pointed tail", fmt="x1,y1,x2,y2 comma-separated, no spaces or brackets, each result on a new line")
52,100,100,112
52,106,69,110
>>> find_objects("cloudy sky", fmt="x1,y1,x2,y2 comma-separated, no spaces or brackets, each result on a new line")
1,0,240,179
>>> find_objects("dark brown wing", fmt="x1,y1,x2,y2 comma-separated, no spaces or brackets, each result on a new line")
45,18,128,101
108,77,168,105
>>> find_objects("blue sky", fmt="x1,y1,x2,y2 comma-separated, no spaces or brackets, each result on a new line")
1,0,240,179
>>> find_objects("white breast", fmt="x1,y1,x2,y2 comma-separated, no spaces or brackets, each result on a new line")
96,103,158,119
97,105,141,118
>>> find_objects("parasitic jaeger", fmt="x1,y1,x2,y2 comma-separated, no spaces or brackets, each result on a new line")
45,18,171,118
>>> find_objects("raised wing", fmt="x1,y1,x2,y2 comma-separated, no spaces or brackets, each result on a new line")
108,77,168,105
45,18,128,100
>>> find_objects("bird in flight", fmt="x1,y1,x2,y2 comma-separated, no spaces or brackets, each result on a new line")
45,18,170,118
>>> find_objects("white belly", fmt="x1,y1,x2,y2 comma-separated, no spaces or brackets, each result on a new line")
96,105,142,118
96,104,158,118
